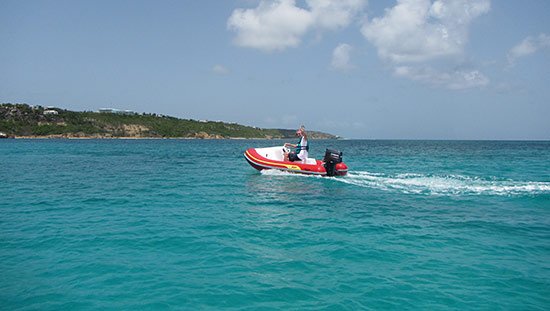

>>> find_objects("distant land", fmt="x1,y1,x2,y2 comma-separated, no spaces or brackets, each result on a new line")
0,103,338,139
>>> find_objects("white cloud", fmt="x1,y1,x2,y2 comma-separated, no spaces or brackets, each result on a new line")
360,0,490,90
227,0,367,52
227,0,492,90
307,0,367,30
394,66,489,90
507,33,550,66
331,43,354,72
212,65,230,75
361,0,490,63
227,0,313,52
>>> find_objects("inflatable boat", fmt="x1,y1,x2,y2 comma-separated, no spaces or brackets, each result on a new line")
244,146,348,176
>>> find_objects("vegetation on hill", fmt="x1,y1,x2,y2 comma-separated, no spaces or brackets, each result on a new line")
0,103,338,139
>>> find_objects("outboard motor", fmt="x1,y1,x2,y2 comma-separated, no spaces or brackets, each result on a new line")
323,148,343,177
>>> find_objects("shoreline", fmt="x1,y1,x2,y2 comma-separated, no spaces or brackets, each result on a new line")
1,104,339,141
11,135,285,140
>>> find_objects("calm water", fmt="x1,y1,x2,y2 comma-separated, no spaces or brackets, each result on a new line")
1,139,549,310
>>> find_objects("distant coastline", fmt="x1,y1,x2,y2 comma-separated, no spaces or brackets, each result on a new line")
12,135,299,140
0,103,339,140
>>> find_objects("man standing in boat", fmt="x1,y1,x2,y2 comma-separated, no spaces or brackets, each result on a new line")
284,126,308,163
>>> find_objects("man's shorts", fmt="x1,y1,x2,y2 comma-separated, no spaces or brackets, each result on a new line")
288,152,301,162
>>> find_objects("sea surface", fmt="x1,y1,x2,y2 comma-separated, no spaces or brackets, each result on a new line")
1,139,549,310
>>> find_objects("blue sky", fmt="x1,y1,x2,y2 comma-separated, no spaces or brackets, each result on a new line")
1,0,549,139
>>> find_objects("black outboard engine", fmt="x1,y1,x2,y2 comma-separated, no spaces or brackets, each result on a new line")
323,149,343,177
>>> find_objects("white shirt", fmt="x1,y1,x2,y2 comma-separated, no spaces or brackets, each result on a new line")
297,136,308,162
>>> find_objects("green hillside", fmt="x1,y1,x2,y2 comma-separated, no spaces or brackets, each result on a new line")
0,103,338,139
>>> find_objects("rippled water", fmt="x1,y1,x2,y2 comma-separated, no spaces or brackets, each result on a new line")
1,139,549,310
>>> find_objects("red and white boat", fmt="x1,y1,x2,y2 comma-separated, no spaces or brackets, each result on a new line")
244,146,348,176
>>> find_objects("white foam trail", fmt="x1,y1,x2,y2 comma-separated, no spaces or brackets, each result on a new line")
260,169,298,177
258,169,550,196
260,169,322,178
336,171,550,196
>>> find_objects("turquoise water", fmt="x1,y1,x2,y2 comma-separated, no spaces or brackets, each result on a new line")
1,139,549,310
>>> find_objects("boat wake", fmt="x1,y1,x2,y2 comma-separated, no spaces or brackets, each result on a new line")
337,171,550,196
260,169,322,177
259,169,550,196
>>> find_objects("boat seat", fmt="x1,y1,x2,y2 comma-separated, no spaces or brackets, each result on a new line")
305,158,317,165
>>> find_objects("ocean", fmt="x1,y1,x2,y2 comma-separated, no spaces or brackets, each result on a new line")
1,139,549,310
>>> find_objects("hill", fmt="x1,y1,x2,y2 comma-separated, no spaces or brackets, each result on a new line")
0,103,338,139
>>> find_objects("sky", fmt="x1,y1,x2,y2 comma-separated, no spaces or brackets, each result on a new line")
1,0,549,139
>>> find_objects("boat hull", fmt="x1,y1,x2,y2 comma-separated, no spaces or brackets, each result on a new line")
244,147,347,176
